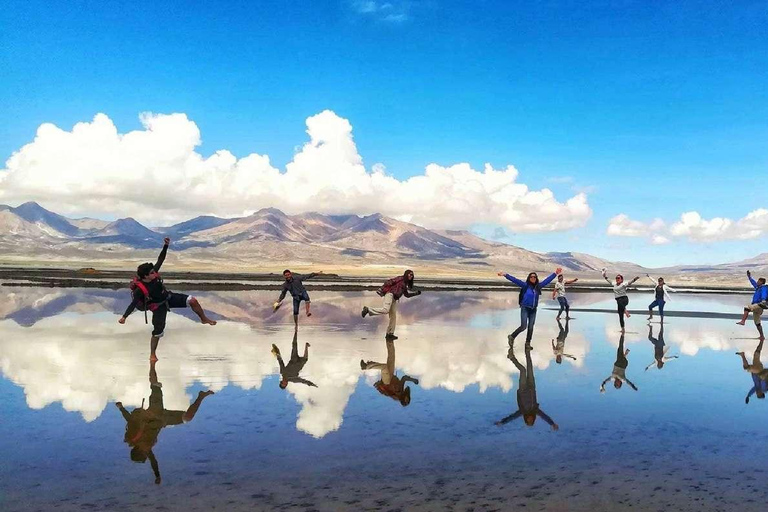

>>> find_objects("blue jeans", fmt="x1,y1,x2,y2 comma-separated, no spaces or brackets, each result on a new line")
648,299,665,317
511,306,538,343
557,297,570,316
292,291,310,315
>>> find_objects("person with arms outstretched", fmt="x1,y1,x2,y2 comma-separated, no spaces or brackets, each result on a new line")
737,340,768,404
118,238,217,361
645,324,678,371
362,270,421,340
274,269,322,326
736,271,768,341
496,341,559,430
115,359,214,484
646,274,675,322
600,334,638,393
498,268,562,346
552,318,576,365
552,274,578,320
602,270,640,332
271,328,317,389
360,339,419,406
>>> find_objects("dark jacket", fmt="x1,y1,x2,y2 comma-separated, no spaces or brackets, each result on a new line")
278,273,318,302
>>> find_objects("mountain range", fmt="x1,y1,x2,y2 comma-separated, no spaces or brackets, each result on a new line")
0,201,764,281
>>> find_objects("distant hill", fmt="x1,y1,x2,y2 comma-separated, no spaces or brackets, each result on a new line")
0,202,762,281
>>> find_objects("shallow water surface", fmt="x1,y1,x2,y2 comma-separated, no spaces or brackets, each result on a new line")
1,288,766,511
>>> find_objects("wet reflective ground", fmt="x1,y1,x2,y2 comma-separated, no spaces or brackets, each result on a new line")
1,288,767,511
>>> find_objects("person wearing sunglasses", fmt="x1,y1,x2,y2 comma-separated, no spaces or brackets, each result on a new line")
602,269,640,332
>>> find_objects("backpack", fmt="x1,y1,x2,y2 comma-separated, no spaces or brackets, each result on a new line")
377,276,403,297
129,275,168,323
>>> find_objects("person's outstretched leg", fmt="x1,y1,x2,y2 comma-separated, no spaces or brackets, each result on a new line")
658,301,665,322
737,307,750,325
758,324,765,341
508,344,526,375
305,300,312,317
189,297,217,325
616,299,626,331
150,308,168,362
182,390,214,422
365,293,393,317
737,351,750,369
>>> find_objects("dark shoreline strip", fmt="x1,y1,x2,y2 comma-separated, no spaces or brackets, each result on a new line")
543,307,743,320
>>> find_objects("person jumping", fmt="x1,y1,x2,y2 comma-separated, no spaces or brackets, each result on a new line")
274,269,322,326
119,238,216,361
498,268,562,346
552,274,578,320
602,269,640,333
736,270,768,341
646,274,675,322
361,270,421,340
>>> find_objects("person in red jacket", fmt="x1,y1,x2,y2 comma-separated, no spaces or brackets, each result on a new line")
361,270,421,340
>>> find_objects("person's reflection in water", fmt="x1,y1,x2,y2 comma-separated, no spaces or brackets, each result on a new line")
551,318,576,364
737,340,768,404
496,342,559,430
360,339,419,406
600,334,638,393
645,324,678,371
271,328,317,389
115,360,214,484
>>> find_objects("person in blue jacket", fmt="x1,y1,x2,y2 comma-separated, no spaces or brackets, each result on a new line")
497,267,562,346
736,270,768,341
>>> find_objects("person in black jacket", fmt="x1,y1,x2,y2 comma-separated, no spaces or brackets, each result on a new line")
119,238,217,361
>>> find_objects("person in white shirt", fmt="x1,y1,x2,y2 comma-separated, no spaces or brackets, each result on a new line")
645,324,678,371
600,334,638,393
602,270,640,332
552,274,579,320
551,318,576,364
646,274,675,322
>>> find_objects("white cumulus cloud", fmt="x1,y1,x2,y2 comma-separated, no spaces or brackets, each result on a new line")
0,110,592,231
607,209,768,244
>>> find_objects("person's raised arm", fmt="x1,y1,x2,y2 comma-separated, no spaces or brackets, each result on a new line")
746,386,757,404
566,278,579,285
625,378,638,391
600,377,611,392
645,361,656,372
646,274,657,286
498,272,526,288
495,410,523,425
537,409,558,430
602,272,613,285
290,377,318,388
540,270,560,287
154,238,170,272
303,271,322,281
115,402,131,422
748,271,758,289
404,288,422,298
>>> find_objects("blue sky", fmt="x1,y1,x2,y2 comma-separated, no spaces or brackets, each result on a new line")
1,1,767,267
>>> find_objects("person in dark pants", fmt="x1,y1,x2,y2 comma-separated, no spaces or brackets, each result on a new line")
498,268,562,346
496,340,558,430
119,238,217,361
600,334,638,393
115,359,214,484
644,324,678,371
271,328,317,389
646,274,675,322
275,269,322,326
602,270,640,333
552,274,578,320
